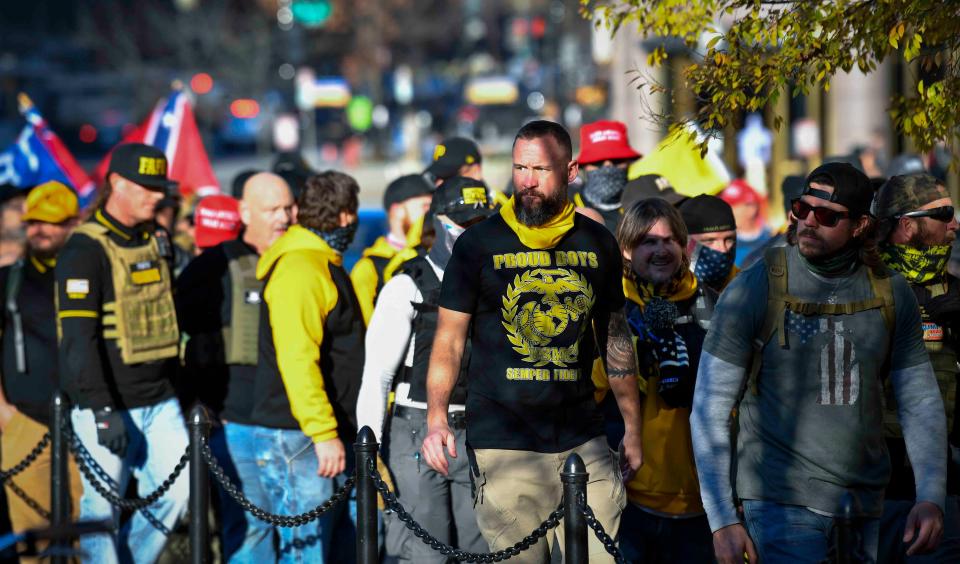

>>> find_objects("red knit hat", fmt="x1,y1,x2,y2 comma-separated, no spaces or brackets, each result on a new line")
194,194,241,249
577,120,642,165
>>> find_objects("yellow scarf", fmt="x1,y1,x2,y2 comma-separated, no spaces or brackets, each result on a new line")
499,196,576,250
29,254,56,274
624,268,699,305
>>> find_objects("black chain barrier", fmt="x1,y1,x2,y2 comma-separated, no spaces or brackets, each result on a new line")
66,425,189,512
366,458,563,563
6,479,51,521
0,433,53,522
198,436,354,527
0,432,50,482
578,493,627,564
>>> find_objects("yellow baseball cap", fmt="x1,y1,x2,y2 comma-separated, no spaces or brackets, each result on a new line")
22,181,79,224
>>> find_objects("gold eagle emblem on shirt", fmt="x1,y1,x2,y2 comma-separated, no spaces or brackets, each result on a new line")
501,268,595,367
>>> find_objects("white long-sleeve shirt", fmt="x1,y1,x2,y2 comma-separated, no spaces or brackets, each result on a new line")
355,256,463,441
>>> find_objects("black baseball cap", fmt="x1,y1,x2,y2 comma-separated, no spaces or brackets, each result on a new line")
383,174,434,210
622,174,686,209
781,175,805,215
425,137,482,181
272,151,315,199
802,162,874,218
107,143,177,191
679,194,736,234
430,176,495,225
231,169,261,196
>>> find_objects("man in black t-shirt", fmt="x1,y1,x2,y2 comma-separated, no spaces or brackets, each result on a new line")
0,182,82,549
421,121,643,563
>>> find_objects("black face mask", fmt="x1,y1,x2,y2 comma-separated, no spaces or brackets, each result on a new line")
691,242,736,288
582,166,628,210
313,221,358,253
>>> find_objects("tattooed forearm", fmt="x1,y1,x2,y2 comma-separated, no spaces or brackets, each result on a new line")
605,310,637,378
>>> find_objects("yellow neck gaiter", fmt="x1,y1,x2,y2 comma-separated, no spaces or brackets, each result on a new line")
499,196,576,250
29,254,56,273
625,268,699,306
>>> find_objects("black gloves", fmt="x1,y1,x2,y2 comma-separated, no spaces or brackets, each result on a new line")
924,291,960,331
94,407,128,457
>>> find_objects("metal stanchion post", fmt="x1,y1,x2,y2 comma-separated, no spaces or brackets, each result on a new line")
562,453,589,564
355,426,379,564
834,492,855,564
49,391,70,564
189,404,211,564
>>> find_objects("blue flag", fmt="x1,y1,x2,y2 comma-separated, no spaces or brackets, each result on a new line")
0,94,95,207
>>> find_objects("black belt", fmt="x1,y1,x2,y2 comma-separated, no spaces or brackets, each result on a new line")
392,404,467,430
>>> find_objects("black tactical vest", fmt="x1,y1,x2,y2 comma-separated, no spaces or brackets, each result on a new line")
400,256,469,405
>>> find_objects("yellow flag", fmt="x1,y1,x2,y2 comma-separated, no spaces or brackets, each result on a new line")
627,133,729,197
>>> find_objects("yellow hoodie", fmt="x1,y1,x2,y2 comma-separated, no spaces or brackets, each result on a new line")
593,273,705,515
257,225,354,442
350,236,400,324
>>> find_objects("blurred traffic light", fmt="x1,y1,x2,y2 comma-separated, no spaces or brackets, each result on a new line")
190,72,214,95
230,99,260,119
291,0,331,28
79,124,97,143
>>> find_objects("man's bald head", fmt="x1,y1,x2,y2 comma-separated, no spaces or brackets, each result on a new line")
240,172,296,254
242,172,288,204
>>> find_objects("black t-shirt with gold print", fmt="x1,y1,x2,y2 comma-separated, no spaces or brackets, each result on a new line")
440,211,624,453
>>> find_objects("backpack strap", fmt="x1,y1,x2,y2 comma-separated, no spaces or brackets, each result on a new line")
748,246,788,394
5,260,25,373
867,268,895,333
747,248,897,396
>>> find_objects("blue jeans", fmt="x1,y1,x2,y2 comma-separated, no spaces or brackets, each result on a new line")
71,397,190,564
618,503,714,563
743,499,879,563
253,427,356,564
878,496,960,563
210,422,276,563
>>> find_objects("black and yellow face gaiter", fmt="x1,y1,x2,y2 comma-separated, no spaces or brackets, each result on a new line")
881,243,952,284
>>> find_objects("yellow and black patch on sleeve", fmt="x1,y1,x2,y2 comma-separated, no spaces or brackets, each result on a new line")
65,278,90,300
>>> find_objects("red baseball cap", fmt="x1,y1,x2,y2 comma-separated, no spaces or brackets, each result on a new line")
194,194,241,249
577,120,642,165
719,179,762,207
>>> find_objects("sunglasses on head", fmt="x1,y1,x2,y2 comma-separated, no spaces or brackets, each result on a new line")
894,206,955,222
790,199,849,227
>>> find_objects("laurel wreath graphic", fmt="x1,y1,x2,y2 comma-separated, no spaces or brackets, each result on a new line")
500,268,595,367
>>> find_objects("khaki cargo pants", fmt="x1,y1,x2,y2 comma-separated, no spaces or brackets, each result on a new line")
470,436,625,563
2,411,82,562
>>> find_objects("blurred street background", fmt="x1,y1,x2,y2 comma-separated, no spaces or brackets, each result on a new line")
1,0,955,231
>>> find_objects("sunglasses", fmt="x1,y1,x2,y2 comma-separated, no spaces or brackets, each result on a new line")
894,206,955,222
790,199,849,227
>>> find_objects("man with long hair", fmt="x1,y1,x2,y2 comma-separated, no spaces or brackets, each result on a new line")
57,144,189,563
692,162,946,563
594,197,715,562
